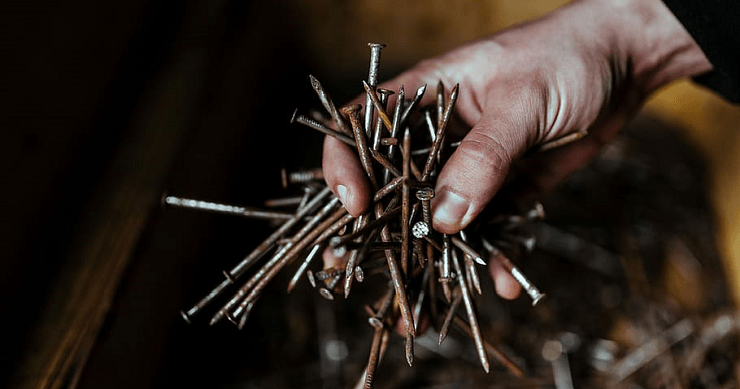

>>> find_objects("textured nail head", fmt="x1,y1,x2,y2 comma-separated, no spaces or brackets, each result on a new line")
415,188,435,201
412,221,430,238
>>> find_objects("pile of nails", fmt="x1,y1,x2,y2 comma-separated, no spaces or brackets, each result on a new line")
171,43,558,388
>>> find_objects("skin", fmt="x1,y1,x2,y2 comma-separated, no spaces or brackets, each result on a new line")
322,0,713,299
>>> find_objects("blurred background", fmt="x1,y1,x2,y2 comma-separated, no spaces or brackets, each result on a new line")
2,0,739,388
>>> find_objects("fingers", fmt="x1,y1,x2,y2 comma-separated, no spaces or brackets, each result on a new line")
431,101,532,234
321,244,347,270
488,260,522,300
322,135,372,217
321,62,444,216
503,96,637,204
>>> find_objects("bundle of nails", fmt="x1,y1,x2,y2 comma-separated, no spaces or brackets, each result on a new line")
168,43,579,388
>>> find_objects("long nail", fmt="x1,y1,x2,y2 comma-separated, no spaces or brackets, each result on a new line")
241,199,344,305
364,43,386,136
421,84,458,182
373,202,415,337
309,75,351,136
344,213,371,298
426,243,439,322
234,177,406,323
344,104,378,188
452,316,526,377
451,249,489,373
400,84,427,126
383,85,405,186
362,81,393,131
440,234,453,302
436,80,445,131
281,167,324,188
481,237,546,306
416,187,435,227
372,88,394,150
413,262,431,332
412,233,427,267
450,236,486,266
236,301,255,330
438,83,459,162
291,109,356,147
405,329,414,367
370,149,401,178
359,326,390,389
215,197,341,325
163,195,294,221
423,107,438,148
464,253,482,295
363,319,385,389
439,285,463,344
185,187,331,322
287,243,325,292
331,206,401,250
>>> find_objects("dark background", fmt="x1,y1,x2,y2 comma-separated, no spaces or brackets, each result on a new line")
1,1,363,388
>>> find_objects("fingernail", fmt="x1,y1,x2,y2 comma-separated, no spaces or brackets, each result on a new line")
336,184,350,206
432,188,471,230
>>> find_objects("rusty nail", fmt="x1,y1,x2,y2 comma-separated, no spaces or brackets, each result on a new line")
416,187,435,226
344,104,378,189
451,249,490,373
163,195,294,221
364,43,386,135
439,285,462,344
291,108,356,147
281,167,324,188
309,74,351,136
400,83,427,126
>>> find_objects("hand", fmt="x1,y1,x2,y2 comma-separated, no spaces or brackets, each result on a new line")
322,0,712,299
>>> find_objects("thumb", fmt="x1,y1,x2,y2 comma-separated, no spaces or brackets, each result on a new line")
431,105,533,234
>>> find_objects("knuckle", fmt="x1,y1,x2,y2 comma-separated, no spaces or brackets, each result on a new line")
457,128,514,176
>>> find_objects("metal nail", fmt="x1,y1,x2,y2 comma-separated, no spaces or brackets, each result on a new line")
362,81,394,132
291,109,356,147
416,187,435,227
184,187,332,322
344,104,378,189
372,88,394,151
451,249,489,373
400,84,427,126
309,74,351,136
281,167,324,188
163,195,294,221
287,243,325,292
439,285,462,344
364,43,386,136
481,237,546,306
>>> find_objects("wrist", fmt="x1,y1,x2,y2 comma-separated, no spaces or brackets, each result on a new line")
592,0,713,93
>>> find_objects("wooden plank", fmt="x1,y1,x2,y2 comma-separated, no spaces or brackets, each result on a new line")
7,40,211,389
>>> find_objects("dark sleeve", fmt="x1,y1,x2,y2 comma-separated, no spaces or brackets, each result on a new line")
661,0,740,103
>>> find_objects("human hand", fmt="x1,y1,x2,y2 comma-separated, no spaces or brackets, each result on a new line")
322,0,712,299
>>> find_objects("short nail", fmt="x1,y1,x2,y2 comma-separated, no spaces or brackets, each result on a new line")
432,188,471,229
336,184,349,206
